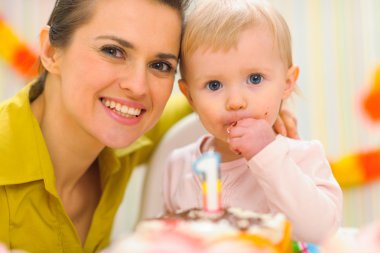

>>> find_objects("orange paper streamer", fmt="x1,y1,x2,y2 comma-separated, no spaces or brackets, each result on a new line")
0,16,38,79
362,66,380,121
330,65,380,188
331,150,380,187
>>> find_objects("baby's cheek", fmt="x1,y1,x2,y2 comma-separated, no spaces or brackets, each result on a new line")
264,111,278,127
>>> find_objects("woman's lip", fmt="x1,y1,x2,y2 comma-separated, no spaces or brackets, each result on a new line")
101,101,145,125
100,96,146,110
99,97,147,125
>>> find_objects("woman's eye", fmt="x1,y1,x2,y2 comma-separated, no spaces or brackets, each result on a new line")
248,74,263,85
207,80,222,91
101,46,124,59
150,62,173,73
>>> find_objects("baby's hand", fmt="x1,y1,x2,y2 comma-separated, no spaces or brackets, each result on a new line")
227,118,276,160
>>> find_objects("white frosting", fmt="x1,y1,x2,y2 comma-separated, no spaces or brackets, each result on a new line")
137,209,287,244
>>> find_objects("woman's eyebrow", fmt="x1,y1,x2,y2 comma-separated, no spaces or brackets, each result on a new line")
156,53,178,62
95,35,134,49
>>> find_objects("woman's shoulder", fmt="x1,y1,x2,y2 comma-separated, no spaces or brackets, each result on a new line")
0,85,32,132
0,83,32,113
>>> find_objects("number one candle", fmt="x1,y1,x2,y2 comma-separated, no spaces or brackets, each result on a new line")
193,151,222,213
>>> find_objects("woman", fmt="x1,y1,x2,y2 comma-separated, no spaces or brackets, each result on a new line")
0,0,297,252
0,0,191,252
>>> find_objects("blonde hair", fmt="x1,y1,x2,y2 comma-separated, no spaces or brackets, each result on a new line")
180,0,293,78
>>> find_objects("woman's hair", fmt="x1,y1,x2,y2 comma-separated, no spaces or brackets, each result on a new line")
180,0,293,79
31,0,189,101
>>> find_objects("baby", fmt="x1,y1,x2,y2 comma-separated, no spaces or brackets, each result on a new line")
163,0,342,244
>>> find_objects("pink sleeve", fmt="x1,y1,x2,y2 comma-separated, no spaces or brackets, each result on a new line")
248,135,343,243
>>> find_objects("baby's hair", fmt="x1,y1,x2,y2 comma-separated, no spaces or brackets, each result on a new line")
180,0,293,78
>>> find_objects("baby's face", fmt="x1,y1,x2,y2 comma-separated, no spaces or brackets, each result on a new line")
180,24,295,142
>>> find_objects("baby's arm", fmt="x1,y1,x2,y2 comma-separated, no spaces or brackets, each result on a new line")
247,136,342,243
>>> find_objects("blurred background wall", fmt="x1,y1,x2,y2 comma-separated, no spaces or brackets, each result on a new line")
0,0,55,100
1,0,380,228
271,0,380,159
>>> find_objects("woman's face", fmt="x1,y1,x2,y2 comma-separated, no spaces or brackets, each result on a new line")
52,0,181,148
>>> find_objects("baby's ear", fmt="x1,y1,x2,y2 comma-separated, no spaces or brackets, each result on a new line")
283,65,299,99
39,26,61,75
178,79,194,106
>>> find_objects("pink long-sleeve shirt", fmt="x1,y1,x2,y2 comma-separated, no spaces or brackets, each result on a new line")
163,134,342,243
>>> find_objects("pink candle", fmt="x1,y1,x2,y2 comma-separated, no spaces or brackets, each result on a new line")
193,151,222,213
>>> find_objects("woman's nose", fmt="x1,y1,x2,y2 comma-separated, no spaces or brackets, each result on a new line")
118,65,148,97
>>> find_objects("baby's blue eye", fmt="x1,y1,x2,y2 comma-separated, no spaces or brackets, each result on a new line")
249,74,262,85
207,80,222,91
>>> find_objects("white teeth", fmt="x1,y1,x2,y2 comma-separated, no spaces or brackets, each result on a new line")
101,98,142,117
128,107,139,115
121,106,128,113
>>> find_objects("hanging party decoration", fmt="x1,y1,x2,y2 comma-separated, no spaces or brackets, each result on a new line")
362,65,380,121
0,16,39,79
330,65,380,187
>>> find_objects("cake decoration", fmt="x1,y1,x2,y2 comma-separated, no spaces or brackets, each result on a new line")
192,150,222,213
103,152,293,253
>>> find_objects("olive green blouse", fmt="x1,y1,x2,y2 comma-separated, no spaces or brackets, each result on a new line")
0,83,191,252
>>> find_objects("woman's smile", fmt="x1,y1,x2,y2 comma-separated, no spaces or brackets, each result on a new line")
100,97,145,118
100,97,146,125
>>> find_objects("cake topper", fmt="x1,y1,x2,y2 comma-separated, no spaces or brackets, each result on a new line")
192,150,222,213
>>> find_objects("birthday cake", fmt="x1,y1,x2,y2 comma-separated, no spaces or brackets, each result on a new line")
104,207,292,253
103,152,292,252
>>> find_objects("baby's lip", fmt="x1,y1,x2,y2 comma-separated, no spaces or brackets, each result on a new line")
225,113,250,125
226,120,239,128
225,119,238,126
226,121,237,134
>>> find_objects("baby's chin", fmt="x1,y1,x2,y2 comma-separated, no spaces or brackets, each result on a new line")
212,135,230,147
